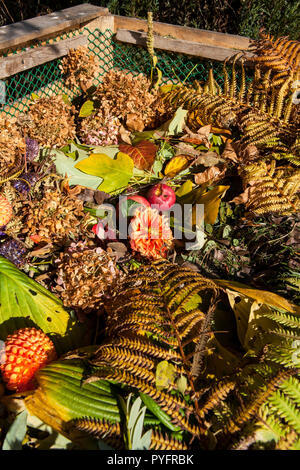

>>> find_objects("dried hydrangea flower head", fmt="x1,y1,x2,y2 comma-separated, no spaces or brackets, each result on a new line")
79,109,121,146
60,46,100,91
23,95,76,147
94,71,171,131
129,207,173,259
54,241,120,312
0,117,25,181
22,185,91,245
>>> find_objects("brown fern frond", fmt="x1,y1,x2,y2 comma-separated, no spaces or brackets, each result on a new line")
198,379,236,418
150,430,188,450
240,161,300,216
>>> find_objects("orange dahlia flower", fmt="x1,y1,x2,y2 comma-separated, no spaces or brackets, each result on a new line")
129,207,173,259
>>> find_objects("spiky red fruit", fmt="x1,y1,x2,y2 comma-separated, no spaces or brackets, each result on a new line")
0,195,12,226
0,328,57,392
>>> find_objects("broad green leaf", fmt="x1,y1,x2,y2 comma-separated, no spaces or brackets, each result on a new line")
53,148,103,189
155,360,176,390
0,257,85,354
79,100,95,117
75,152,134,194
2,410,28,450
139,393,181,432
132,130,156,145
128,396,142,430
25,358,121,439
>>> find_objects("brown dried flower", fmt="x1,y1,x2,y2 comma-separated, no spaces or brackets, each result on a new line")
23,95,76,148
60,46,100,91
54,241,120,311
79,109,121,146
0,117,25,180
22,186,91,244
94,71,171,131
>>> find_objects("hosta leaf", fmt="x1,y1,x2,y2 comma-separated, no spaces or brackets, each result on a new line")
119,141,158,171
164,155,190,177
75,152,134,193
25,359,121,439
0,257,85,354
2,410,28,450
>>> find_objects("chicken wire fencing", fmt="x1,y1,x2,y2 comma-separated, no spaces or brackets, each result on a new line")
0,27,246,118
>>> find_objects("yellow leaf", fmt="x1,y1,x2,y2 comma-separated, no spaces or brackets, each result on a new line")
225,289,276,351
155,360,176,390
216,279,300,315
159,84,178,94
176,180,193,197
164,155,190,177
192,185,230,225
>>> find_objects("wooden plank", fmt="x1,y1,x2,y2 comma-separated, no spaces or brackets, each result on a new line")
0,35,88,79
114,15,251,51
0,35,87,79
0,4,108,52
115,30,253,62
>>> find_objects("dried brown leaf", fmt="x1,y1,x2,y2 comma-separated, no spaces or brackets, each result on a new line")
119,140,158,171
181,124,211,148
194,165,226,185
221,140,238,163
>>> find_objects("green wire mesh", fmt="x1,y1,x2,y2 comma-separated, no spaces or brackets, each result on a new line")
1,28,248,118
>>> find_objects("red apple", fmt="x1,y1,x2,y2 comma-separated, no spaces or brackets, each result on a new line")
117,195,150,218
146,184,176,210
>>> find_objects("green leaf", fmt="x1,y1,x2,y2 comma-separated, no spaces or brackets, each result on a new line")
53,148,103,190
155,360,176,391
25,358,121,432
75,152,134,194
79,100,95,117
62,94,71,106
156,107,188,137
176,375,188,395
0,257,85,354
2,410,28,450
140,393,181,432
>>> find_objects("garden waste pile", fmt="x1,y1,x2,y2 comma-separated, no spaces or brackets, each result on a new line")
0,32,299,450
